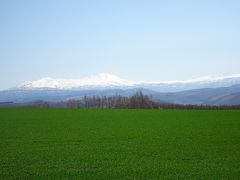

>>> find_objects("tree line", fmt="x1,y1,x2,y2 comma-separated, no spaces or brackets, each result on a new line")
16,91,240,109
65,91,240,110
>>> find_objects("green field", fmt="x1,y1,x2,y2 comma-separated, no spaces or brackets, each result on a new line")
0,109,240,179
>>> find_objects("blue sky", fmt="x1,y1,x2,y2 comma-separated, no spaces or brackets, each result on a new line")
1,0,240,89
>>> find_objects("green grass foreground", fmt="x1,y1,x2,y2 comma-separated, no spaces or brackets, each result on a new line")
0,109,240,179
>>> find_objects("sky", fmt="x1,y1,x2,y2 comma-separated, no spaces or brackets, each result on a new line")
0,0,240,89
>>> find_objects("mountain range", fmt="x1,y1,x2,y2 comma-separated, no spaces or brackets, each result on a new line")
1,73,240,105
18,73,240,92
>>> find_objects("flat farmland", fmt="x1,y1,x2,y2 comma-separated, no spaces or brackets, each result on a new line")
0,109,239,179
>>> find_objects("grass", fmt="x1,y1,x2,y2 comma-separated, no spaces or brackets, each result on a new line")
0,108,240,179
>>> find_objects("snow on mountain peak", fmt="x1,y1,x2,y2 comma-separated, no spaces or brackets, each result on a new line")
82,73,133,84
19,73,240,90
20,73,135,89
147,74,240,84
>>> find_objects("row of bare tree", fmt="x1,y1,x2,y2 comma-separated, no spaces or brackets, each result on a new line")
65,91,240,110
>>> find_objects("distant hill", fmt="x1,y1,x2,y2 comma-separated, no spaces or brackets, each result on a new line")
0,85,240,105
206,92,240,105
152,84,240,105
0,88,156,103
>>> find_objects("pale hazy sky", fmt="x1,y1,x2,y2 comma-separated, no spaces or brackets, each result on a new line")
1,0,240,89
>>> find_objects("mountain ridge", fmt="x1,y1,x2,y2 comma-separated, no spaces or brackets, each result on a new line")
1,73,240,105
17,73,240,92
1,85,240,105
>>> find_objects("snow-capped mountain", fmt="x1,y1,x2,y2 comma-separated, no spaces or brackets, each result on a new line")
20,73,135,89
18,73,240,92
1,73,240,104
